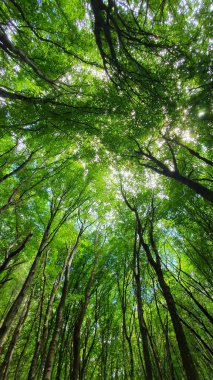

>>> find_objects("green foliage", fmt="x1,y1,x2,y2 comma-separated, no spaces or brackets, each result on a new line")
0,1,212,379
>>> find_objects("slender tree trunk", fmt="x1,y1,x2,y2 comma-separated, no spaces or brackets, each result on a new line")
140,231,200,380
117,268,134,380
80,319,97,380
0,294,32,379
27,252,48,380
180,316,213,357
121,190,200,380
14,305,39,380
177,301,213,339
42,228,83,380
0,212,54,349
136,328,146,379
122,314,134,380
42,266,70,380
72,254,98,380
0,149,37,184
55,306,70,380
153,283,176,380
38,260,68,376
165,316,176,380
147,326,164,380
178,282,213,324
0,232,33,274
132,230,153,380
134,273,153,380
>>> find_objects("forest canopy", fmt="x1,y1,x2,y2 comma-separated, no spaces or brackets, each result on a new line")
0,1,212,379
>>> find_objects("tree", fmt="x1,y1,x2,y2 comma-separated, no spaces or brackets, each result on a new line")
0,1,212,379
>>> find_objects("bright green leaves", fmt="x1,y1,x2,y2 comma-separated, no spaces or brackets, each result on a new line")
0,2,212,379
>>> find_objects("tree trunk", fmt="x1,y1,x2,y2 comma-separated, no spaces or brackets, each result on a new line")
121,190,200,380
174,172,213,203
136,147,213,202
0,232,33,274
0,210,55,349
0,294,32,379
141,235,200,380
134,273,153,380
42,229,83,380
132,229,153,380
37,260,68,377
14,305,39,380
72,254,98,380
27,252,48,380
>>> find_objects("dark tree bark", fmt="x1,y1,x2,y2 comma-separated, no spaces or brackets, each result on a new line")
55,305,71,380
132,230,153,380
121,189,200,380
162,135,213,167
153,282,176,380
0,30,55,84
141,222,199,380
135,144,213,203
0,232,33,274
117,269,135,380
71,249,99,380
0,149,38,184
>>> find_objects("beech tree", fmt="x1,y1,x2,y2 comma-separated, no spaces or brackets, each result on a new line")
0,1,212,379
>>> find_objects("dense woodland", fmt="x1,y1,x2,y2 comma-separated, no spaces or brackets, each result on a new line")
0,1,212,379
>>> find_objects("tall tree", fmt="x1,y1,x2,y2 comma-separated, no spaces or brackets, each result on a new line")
0,1,212,379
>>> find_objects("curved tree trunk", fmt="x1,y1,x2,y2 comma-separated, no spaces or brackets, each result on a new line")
139,222,200,380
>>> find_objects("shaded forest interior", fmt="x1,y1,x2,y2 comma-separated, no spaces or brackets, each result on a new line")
0,0,212,379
